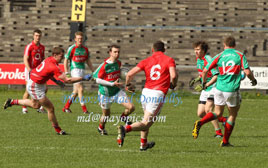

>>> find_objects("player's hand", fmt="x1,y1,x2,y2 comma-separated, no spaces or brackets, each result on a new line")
65,72,71,78
189,77,201,87
82,74,92,81
251,79,257,86
114,79,123,88
170,82,176,90
55,80,65,88
125,83,135,93
194,84,203,92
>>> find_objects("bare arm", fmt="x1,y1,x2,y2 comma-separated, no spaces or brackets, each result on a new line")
125,66,142,85
23,54,31,71
206,75,217,88
86,59,95,72
169,67,178,87
244,68,255,81
202,68,209,84
63,58,69,73
58,73,82,84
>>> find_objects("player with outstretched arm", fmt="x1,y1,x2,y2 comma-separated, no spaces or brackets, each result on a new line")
3,47,92,135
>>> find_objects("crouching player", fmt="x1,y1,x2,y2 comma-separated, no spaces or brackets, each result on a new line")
3,47,92,135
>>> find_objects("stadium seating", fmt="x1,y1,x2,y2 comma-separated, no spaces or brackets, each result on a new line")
0,0,268,90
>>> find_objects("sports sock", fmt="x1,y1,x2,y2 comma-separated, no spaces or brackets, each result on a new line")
52,124,61,133
11,99,19,105
81,105,87,112
215,128,223,135
223,121,234,144
200,112,217,126
64,98,73,109
125,125,132,133
22,106,27,109
99,124,104,130
141,138,147,147
218,116,227,123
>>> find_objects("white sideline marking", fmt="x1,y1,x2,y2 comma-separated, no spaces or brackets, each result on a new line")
3,146,138,153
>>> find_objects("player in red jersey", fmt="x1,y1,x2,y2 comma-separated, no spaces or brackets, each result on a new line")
117,41,178,150
22,29,46,114
3,47,92,135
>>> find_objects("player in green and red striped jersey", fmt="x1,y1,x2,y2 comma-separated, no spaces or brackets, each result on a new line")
93,45,135,135
191,41,223,138
192,36,257,147
62,31,94,114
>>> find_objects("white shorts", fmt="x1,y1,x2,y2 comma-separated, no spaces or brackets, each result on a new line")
27,79,46,100
98,90,129,109
199,88,215,102
140,88,165,116
24,67,30,82
71,68,85,84
214,88,241,107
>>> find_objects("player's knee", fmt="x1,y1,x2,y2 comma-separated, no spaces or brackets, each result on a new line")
197,111,205,118
46,107,55,113
72,92,78,97
32,102,41,109
102,110,110,116
128,104,135,113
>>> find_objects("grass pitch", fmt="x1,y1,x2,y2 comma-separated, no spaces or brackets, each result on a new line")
0,89,268,168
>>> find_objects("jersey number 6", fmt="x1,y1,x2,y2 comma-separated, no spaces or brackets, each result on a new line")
150,64,161,80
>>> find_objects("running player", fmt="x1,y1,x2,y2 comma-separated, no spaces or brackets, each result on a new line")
22,29,45,114
3,47,92,135
192,36,257,147
62,31,94,114
190,41,223,137
93,44,135,135
117,41,178,151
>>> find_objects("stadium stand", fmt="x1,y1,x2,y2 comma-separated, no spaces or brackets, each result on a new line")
0,0,268,90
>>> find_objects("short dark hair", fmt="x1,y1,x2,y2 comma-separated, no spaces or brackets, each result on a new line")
109,44,120,52
193,41,209,53
52,47,64,55
153,41,165,52
33,29,42,35
224,36,236,47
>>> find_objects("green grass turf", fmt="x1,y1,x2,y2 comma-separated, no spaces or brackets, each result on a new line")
0,89,268,168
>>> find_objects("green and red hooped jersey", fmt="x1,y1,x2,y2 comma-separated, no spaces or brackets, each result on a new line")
196,54,219,91
93,58,121,96
206,48,249,92
65,44,89,71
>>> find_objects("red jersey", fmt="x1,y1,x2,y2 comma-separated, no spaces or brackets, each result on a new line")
24,41,45,69
30,56,63,84
137,51,176,94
